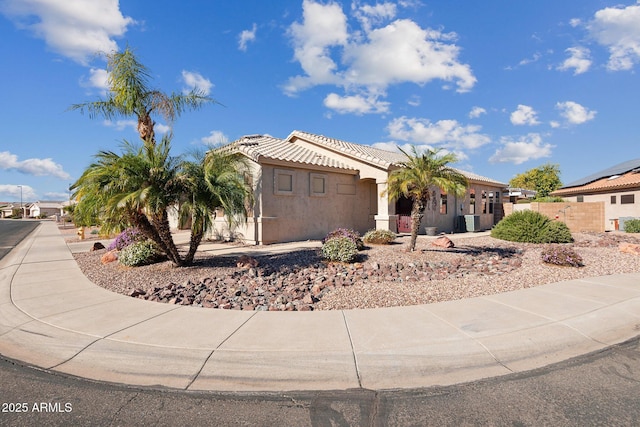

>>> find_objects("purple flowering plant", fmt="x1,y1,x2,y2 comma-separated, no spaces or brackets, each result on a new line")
541,245,583,267
107,227,146,251
322,228,364,250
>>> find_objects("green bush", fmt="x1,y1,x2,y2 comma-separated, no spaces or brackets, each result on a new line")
363,229,396,245
119,240,162,267
323,228,364,250
491,210,574,243
321,237,358,263
541,245,583,267
540,220,573,244
624,219,640,233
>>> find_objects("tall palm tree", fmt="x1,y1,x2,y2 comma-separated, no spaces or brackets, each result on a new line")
385,146,469,252
70,46,215,145
178,150,252,265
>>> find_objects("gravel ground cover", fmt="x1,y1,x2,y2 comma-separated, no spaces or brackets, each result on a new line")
71,231,640,311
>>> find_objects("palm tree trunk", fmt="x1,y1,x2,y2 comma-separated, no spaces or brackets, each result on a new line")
409,199,425,252
150,210,183,266
184,231,203,266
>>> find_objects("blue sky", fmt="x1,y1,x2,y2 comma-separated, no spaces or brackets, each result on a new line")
1,0,639,202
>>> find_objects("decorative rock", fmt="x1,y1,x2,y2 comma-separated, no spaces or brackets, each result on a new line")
619,242,640,255
431,236,455,248
91,242,105,251
237,255,259,269
100,250,118,264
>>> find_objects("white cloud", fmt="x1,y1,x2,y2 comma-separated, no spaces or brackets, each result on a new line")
103,119,136,131
569,18,582,28
284,0,476,108
558,46,592,75
0,151,71,180
510,104,540,126
550,121,561,128
80,67,109,93
587,2,640,71
238,23,257,51
489,133,553,165
0,184,37,200
154,123,171,135
201,130,229,146
386,116,491,151
556,101,596,125
181,70,213,95
407,95,421,107
353,1,397,31
0,0,134,65
323,92,390,114
518,52,542,66
469,106,486,119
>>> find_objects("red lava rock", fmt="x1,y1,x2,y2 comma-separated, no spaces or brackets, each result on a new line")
237,255,259,269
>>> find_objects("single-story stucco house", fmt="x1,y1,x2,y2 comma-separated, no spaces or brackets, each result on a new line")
551,158,640,231
203,130,506,245
28,201,65,218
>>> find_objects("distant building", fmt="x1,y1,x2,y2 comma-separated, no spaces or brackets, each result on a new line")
552,158,640,231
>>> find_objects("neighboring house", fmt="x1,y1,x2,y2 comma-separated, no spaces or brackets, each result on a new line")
207,130,506,245
504,187,537,203
28,201,65,218
0,203,26,218
551,158,640,231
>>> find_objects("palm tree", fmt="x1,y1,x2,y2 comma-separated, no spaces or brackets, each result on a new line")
385,146,468,252
70,46,215,145
71,137,252,267
72,136,183,264
178,150,252,265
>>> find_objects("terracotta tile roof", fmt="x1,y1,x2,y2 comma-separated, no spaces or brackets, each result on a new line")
227,134,356,171
288,130,407,168
289,131,506,186
223,131,506,187
553,170,640,196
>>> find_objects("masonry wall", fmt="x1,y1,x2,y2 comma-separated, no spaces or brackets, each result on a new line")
561,189,640,231
503,202,605,232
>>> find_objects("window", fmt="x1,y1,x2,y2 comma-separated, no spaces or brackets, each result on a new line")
621,194,635,204
274,169,294,195
611,195,617,204
310,173,327,196
577,195,584,202
440,192,448,214
489,192,494,214
469,189,475,214
482,191,487,214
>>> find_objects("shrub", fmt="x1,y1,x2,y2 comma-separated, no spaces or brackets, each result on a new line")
491,210,574,243
323,228,364,250
108,227,146,251
541,245,583,267
363,229,396,245
540,221,573,244
321,237,358,263
624,219,640,233
119,240,162,267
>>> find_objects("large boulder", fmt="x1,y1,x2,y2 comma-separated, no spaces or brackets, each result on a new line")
91,242,105,251
101,249,118,264
431,236,455,248
237,255,259,269
619,242,640,255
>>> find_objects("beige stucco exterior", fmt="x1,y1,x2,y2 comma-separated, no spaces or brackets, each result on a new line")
560,190,640,231
206,131,506,244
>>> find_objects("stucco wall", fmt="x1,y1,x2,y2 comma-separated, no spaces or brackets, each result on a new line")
561,190,640,231
410,184,504,234
503,202,605,232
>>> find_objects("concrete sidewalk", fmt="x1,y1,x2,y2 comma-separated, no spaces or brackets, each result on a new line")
1,221,639,392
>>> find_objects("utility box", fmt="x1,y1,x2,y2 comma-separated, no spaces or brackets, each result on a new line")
464,215,480,232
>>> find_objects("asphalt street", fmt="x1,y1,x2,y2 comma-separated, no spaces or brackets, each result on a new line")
0,220,39,261
1,337,640,426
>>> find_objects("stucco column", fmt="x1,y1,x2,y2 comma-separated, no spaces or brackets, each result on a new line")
374,181,397,232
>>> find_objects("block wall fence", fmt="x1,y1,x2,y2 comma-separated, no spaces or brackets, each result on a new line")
502,202,605,233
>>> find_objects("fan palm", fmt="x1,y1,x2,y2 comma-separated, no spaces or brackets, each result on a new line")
178,150,252,265
385,146,468,251
70,46,215,145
